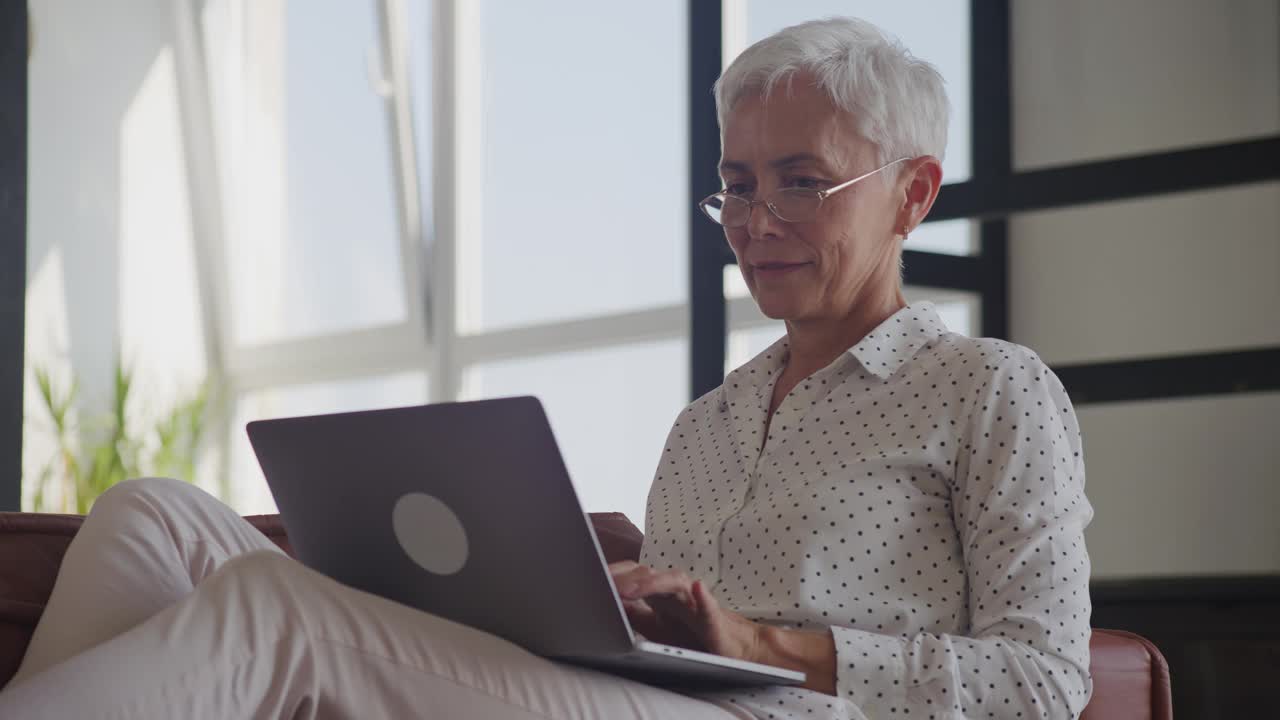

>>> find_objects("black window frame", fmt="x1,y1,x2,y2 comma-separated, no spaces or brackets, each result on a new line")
1,4,28,511
687,0,1280,406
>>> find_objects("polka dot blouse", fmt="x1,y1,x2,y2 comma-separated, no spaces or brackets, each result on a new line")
640,302,1094,720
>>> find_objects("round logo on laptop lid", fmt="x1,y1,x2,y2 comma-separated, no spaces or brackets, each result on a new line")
392,492,469,575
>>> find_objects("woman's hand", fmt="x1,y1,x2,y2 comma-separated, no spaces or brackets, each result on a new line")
607,561,765,664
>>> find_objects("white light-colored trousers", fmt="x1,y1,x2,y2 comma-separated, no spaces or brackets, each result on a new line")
0,478,748,719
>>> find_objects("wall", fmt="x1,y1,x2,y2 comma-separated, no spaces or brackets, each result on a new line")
24,0,209,509
1009,0,1280,579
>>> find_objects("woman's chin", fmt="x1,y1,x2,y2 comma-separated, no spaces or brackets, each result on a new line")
753,295,806,322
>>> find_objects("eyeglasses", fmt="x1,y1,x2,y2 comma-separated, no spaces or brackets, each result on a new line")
698,157,910,228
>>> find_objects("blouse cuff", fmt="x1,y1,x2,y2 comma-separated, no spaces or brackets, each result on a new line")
830,625,911,711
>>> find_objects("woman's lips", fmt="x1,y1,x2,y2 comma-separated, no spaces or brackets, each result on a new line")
752,262,810,278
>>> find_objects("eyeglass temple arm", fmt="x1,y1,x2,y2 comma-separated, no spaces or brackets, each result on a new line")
820,157,912,198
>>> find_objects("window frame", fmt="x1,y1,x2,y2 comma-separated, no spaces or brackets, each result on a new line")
8,0,1278,509
183,0,697,508
689,0,1280,405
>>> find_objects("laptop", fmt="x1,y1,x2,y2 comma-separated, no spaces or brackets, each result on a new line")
245,396,804,689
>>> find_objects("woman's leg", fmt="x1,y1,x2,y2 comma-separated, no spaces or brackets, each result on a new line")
11,477,283,684
0,550,752,720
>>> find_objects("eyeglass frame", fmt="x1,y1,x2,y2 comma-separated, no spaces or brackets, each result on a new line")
698,156,912,228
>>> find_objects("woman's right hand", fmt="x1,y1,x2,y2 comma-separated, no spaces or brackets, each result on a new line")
607,561,704,651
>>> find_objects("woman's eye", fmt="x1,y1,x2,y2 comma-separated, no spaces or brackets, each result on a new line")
787,177,825,190
724,183,753,197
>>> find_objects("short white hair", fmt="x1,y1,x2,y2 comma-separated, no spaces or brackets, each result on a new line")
715,17,949,171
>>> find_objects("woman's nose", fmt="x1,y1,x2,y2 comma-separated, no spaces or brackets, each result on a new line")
745,199,783,240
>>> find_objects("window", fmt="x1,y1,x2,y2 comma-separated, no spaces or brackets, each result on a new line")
695,0,978,393
462,339,688,529
722,1,975,259
726,323,786,371
725,296,978,374
228,372,428,514
459,0,688,332
23,0,974,520
196,0,691,523
202,0,417,347
906,219,975,256
725,0,971,184
724,263,979,374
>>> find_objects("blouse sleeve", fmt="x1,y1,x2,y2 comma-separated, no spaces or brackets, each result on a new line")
829,345,1094,719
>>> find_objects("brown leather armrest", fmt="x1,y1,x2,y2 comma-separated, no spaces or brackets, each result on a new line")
588,512,643,564
1083,628,1172,720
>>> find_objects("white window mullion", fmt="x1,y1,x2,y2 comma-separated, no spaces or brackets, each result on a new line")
227,325,426,393
172,0,239,499
429,0,466,402
721,0,748,69
376,0,430,348
172,0,232,378
457,305,689,367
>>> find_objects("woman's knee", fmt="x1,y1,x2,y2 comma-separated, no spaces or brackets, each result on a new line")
222,548,297,577
204,551,323,630
90,476,212,518
179,551,315,654
216,550,312,603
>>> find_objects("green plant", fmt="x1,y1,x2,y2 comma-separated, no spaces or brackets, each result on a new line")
29,362,211,514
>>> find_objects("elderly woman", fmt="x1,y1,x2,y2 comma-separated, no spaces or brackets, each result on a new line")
0,17,1091,720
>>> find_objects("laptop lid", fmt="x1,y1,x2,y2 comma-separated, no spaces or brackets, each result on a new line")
246,396,636,658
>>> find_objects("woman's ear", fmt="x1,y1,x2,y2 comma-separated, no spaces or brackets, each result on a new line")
897,156,943,235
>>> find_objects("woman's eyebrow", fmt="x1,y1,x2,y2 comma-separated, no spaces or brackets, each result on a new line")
769,153,826,169
718,153,827,175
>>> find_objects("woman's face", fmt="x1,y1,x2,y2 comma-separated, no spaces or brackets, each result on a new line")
719,80,908,324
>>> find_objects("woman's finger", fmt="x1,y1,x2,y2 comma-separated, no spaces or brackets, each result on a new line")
691,580,725,636
646,593,698,625
692,580,717,616
620,597,654,617
607,560,640,574
617,569,695,600
609,563,653,593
